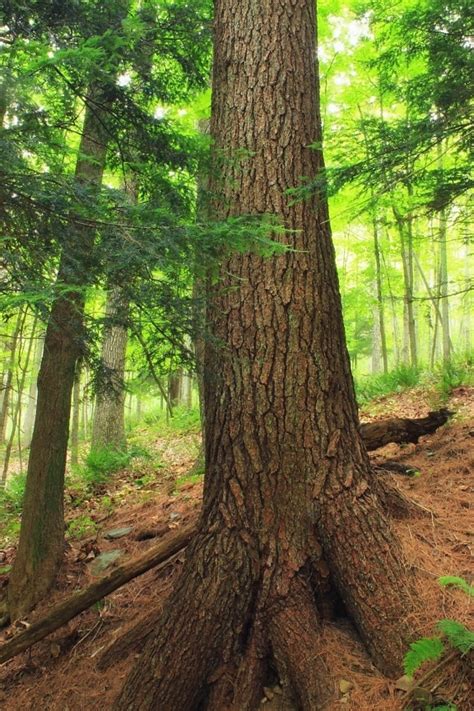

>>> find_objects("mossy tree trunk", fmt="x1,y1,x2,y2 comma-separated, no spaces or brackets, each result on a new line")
115,2,419,709
7,85,110,620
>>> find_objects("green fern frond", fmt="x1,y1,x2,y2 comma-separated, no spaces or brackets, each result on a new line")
438,576,474,597
437,619,474,655
404,637,444,676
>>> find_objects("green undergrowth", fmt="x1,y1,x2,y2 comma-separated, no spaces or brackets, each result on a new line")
403,576,474,710
138,405,201,436
0,473,27,541
355,355,473,406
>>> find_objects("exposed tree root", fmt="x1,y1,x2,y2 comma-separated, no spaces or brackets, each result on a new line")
269,576,332,709
316,482,421,677
374,474,433,519
96,608,160,671
206,623,268,711
115,530,257,710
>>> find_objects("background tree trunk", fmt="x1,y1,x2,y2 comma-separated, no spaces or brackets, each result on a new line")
7,84,110,620
22,331,44,449
0,310,25,446
70,361,81,466
91,287,129,452
116,2,419,709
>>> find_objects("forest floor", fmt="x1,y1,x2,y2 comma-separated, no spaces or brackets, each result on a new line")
0,386,473,710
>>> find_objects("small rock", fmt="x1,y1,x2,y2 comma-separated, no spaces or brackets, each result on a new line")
395,674,413,692
339,679,353,695
263,687,274,700
104,526,133,540
90,549,123,575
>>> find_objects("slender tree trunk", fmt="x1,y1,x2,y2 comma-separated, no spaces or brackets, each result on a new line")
462,237,471,353
438,207,451,361
168,369,182,410
0,310,25,445
395,211,417,367
2,317,38,483
22,331,44,449
70,361,81,466
116,3,419,708
91,287,129,451
8,84,110,619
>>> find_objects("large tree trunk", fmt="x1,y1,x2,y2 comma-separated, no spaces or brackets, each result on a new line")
7,85,110,620
116,2,419,708
91,287,129,452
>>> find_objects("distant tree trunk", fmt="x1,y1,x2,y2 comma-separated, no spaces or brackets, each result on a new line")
168,370,182,410
357,106,388,374
70,361,81,466
373,217,388,373
22,331,44,449
180,373,192,409
8,83,110,620
0,310,25,445
91,287,129,452
117,2,419,708
395,211,418,367
461,237,471,353
2,316,38,483
438,207,451,361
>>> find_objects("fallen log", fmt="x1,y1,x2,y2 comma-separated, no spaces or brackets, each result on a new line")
361,408,451,451
0,522,196,666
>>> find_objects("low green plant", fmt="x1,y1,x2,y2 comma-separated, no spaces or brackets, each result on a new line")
439,575,474,597
404,577,474,678
355,364,422,404
435,356,474,401
142,406,201,435
0,472,27,513
81,447,133,488
67,514,98,540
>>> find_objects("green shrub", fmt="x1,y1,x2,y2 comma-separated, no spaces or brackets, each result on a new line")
81,447,132,488
356,364,422,404
141,406,201,434
435,356,474,400
67,514,98,540
0,472,27,513
404,577,474,679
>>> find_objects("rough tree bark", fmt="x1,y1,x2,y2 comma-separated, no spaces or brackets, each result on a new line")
7,84,110,620
91,287,129,452
116,2,419,709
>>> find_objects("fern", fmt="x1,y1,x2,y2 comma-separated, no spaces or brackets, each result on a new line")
439,575,474,597
437,619,474,656
404,637,444,676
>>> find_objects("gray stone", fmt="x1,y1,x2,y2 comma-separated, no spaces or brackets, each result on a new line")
90,549,123,575
104,526,133,540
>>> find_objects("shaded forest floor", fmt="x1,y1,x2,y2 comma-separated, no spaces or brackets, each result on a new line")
0,386,473,710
